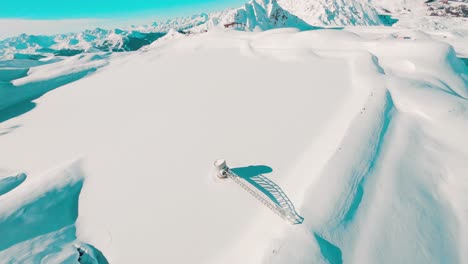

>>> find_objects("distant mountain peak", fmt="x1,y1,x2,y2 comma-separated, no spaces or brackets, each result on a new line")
0,0,390,59
278,0,383,26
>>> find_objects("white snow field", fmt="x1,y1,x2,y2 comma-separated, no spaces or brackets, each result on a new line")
1,5,468,264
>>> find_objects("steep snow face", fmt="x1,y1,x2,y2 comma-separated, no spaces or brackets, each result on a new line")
0,162,86,263
368,0,427,14
279,0,383,26
190,0,314,32
194,0,384,31
239,0,314,30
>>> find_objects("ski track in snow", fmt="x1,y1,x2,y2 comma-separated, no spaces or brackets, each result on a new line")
0,20,467,264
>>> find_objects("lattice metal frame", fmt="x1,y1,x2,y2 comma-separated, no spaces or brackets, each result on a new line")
226,169,304,225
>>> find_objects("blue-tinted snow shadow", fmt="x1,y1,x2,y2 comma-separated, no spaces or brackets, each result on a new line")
0,164,110,262
231,165,273,178
77,243,110,264
0,173,27,196
231,165,295,212
230,165,276,201
303,26,344,31
0,67,96,124
0,177,84,251
460,57,468,67
314,233,343,264
230,165,304,225
0,59,60,69
379,14,399,26
0,67,29,82
0,101,35,123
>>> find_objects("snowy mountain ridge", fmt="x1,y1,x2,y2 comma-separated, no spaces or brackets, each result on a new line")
188,0,315,32
0,28,166,60
2,0,466,60
0,0,385,59
186,0,385,31
279,0,383,26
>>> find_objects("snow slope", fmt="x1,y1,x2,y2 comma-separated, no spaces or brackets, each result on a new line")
279,0,383,26
0,0,392,60
0,162,84,263
368,0,468,30
0,0,310,60
0,22,467,264
369,0,427,13
186,0,315,32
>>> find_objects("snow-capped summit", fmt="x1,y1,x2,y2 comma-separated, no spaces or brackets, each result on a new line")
279,0,383,26
189,0,315,32
243,0,315,29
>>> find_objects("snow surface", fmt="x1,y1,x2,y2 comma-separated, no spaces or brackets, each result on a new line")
279,0,383,26
0,0,387,60
1,1,468,263
369,0,468,30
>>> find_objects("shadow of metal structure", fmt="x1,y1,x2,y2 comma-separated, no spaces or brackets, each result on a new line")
215,160,303,225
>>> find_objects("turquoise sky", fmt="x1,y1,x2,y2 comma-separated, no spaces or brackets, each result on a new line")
0,0,246,19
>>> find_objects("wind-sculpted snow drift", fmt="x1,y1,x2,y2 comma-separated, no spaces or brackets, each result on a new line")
0,0,468,262
0,161,108,263
0,23,467,263
0,0,386,122
0,53,110,124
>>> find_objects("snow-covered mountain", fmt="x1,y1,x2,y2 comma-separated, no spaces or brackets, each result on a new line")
0,0,389,59
279,0,383,26
368,0,427,14
369,0,468,17
190,0,385,31
0,28,166,60
189,0,315,32
367,0,468,30
131,13,211,33
0,0,310,59
2,0,468,60
427,0,468,17
0,0,468,263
